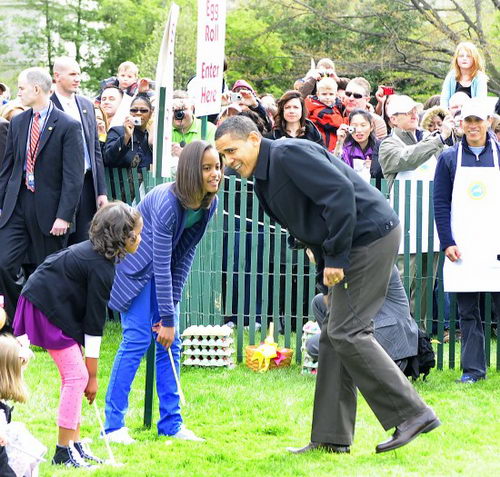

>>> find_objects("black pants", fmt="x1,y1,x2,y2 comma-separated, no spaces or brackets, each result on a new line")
0,186,67,319
457,292,500,379
68,170,97,245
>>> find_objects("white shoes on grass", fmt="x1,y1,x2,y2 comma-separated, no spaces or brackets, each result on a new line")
102,425,205,444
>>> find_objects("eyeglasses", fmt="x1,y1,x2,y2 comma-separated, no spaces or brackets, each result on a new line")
345,91,364,99
130,108,150,113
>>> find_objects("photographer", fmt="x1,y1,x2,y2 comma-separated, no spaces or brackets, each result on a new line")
171,90,216,158
334,109,383,186
298,58,340,99
230,80,272,133
103,95,153,171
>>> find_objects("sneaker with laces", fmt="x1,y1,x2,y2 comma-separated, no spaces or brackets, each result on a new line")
74,439,104,464
102,427,136,444
52,442,95,468
171,425,205,442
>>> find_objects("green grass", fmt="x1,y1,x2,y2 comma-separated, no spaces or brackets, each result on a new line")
16,321,500,477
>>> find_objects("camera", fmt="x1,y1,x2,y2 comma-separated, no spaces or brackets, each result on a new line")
347,126,356,134
132,117,141,126
381,86,395,96
174,109,185,121
230,92,242,103
318,70,331,78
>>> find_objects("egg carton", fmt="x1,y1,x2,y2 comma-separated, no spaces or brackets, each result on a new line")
183,356,234,367
182,337,234,347
181,325,233,338
183,347,235,357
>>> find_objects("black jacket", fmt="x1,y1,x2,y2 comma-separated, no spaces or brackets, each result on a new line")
252,139,399,269
21,241,115,344
0,106,84,234
104,126,152,169
51,93,107,198
266,119,325,147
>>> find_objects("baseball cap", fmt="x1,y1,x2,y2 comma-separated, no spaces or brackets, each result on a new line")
232,79,254,93
460,99,491,121
386,95,418,117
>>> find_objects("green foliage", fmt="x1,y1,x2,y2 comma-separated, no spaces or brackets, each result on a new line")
225,7,293,96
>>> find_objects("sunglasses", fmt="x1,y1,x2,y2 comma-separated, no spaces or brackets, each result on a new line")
345,91,365,99
130,108,150,113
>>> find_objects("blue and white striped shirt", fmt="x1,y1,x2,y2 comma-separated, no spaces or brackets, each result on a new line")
108,182,217,326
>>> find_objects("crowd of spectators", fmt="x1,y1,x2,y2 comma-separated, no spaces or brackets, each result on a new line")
0,41,499,364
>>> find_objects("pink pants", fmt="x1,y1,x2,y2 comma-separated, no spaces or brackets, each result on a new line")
48,344,89,430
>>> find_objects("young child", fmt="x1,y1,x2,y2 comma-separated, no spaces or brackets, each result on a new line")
305,77,347,152
440,41,488,109
12,202,143,469
104,140,222,444
0,326,44,477
117,61,139,95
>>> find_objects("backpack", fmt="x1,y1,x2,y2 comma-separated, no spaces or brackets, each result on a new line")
402,329,436,381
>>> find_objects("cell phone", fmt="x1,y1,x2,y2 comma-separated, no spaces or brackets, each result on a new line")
381,86,395,96
132,117,141,126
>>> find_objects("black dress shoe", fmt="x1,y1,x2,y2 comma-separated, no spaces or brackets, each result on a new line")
286,442,350,454
376,407,441,454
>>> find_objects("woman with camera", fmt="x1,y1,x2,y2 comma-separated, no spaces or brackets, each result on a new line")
103,94,153,171
334,108,383,186
266,90,325,146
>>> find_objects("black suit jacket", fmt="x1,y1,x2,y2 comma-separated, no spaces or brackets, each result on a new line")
51,93,107,198
0,105,84,234
252,138,399,270
0,117,8,169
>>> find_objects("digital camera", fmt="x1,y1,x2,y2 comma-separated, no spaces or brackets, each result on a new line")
347,126,356,134
381,86,395,96
132,117,142,126
230,92,242,103
174,109,185,121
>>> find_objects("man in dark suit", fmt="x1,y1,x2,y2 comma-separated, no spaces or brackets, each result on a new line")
215,116,440,454
52,57,108,244
0,117,8,168
0,67,84,319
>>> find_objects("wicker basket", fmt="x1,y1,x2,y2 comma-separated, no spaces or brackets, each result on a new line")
245,345,293,372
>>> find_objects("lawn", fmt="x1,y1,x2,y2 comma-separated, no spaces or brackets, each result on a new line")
16,321,500,477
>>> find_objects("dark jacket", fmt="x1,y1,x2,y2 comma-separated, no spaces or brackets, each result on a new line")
51,93,107,198
0,117,8,169
21,241,115,344
104,126,152,169
266,119,325,147
0,401,15,477
252,138,399,270
0,106,84,233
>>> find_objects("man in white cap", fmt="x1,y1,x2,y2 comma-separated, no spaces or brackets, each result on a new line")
379,95,455,325
434,98,500,383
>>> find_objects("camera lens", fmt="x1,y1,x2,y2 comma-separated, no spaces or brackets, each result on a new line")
174,110,185,120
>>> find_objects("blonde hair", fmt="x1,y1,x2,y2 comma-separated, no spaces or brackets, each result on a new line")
0,334,28,403
452,42,485,81
117,61,139,76
317,58,336,72
317,77,338,92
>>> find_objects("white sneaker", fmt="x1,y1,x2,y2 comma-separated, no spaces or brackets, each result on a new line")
171,425,205,442
102,427,135,445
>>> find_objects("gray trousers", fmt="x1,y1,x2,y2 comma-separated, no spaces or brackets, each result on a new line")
311,225,427,446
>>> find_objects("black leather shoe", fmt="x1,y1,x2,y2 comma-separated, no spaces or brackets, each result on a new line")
376,407,441,454
286,442,350,454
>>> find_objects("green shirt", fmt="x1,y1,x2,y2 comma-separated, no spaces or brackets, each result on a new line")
184,208,204,229
172,117,216,146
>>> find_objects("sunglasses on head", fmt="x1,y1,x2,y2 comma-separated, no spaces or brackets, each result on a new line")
345,91,364,99
130,108,150,113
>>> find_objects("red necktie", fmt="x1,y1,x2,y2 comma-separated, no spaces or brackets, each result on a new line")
26,112,41,191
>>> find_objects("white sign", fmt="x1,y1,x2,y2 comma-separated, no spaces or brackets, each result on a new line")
153,3,179,178
195,0,226,117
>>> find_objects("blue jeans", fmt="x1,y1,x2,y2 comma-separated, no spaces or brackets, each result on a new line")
104,278,182,436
